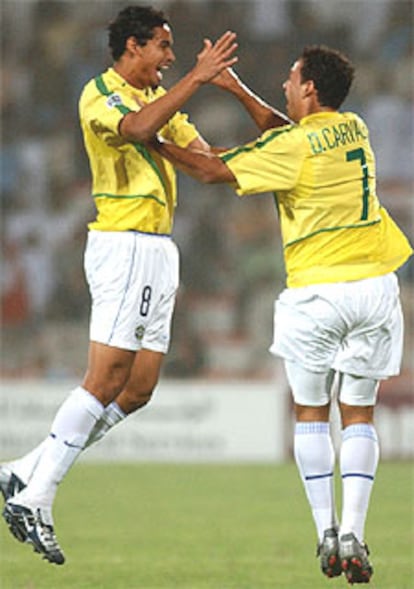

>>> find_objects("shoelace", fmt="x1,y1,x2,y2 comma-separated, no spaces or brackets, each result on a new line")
35,509,62,552
17,506,36,528
41,525,61,551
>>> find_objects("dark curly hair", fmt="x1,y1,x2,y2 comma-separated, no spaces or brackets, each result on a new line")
300,45,355,110
108,5,170,61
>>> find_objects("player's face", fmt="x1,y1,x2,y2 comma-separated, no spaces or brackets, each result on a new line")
283,60,305,122
136,24,175,88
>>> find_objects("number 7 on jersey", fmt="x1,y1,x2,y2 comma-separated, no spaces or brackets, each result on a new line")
346,147,369,221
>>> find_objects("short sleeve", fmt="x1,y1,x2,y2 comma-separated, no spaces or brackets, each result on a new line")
162,111,199,148
220,125,305,196
80,89,134,147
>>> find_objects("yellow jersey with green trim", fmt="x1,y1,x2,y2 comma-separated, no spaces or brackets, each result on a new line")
79,67,199,234
221,111,412,287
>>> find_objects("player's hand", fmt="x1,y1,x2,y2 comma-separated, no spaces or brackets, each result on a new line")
192,31,238,84
210,67,241,91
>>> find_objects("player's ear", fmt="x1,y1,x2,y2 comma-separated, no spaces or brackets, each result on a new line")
125,36,143,57
302,79,316,98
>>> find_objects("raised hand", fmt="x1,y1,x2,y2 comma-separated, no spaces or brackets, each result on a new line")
208,64,292,131
210,67,241,91
120,33,237,143
192,31,238,83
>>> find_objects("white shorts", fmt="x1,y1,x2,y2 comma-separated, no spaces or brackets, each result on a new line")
270,273,403,380
84,231,179,352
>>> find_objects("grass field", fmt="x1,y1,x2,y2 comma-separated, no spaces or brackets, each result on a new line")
0,462,413,589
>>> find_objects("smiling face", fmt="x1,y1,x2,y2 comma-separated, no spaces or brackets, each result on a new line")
119,23,176,90
139,24,175,88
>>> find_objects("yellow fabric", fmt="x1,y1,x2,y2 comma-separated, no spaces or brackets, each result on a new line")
79,67,199,234
221,111,412,287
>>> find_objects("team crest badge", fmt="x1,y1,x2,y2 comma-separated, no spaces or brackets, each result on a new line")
135,325,145,340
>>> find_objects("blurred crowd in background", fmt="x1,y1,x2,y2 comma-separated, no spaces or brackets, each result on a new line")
1,0,413,382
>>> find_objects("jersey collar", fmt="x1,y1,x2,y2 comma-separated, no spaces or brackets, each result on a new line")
106,67,158,100
300,111,340,126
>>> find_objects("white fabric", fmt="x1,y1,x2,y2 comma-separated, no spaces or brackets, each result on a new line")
85,230,179,352
85,401,126,447
270,273,403,379
294,422,338,540
13,387,104,506
284,361,379,406
284,362,335,406
340,424,379,542
5,439,48,486
337,373,379,406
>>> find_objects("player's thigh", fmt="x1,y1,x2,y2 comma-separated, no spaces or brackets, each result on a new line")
85,231,179,352
284,359,335,407
140,280,178,354
333,273,403,379
337,372,379,407
270,286,345,372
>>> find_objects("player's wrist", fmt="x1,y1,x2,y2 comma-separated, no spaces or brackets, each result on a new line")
184,68,206,88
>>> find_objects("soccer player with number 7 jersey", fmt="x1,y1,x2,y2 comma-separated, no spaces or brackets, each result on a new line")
151,45,413,584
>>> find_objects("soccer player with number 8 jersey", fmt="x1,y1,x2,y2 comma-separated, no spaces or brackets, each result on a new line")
0,5,292,566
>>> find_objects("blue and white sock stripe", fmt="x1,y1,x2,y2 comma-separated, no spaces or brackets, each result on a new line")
304,471,334,481
342,423,378,443
295,422,330,435
341,472,375,481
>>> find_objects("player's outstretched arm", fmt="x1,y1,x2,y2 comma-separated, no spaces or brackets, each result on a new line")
120,31,238,143
151,136,235,185
211,68,292,131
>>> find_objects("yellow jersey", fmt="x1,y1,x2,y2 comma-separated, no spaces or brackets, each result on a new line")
79,67,199,234
221,111,412,287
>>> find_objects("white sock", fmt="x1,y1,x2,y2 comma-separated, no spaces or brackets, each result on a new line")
339,423,379,542
7,400,126,494
85,402,127,447
12,386,104,508
294,422,338,541
5,439,49,485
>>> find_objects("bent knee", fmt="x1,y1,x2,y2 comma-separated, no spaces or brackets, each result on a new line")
83,368,131,406
119,383,156,413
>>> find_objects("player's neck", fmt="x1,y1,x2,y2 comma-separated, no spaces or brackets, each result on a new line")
113,61,147,91
315,105,336,114
300,102,336,121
